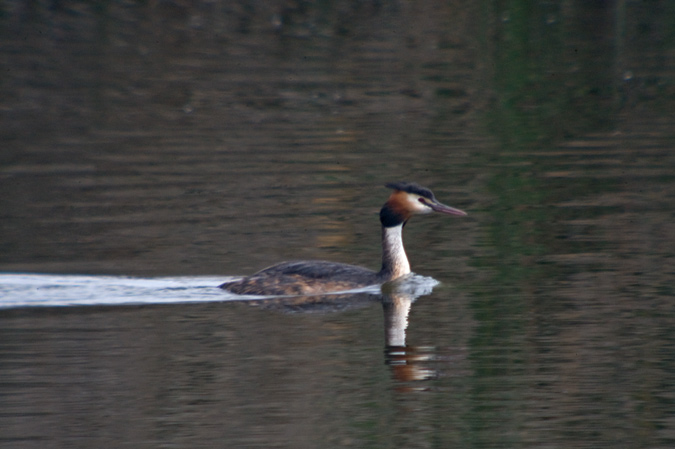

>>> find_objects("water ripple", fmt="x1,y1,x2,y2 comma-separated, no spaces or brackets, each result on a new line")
0,274,228,309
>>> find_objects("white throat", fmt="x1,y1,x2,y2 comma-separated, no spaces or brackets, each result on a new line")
380,224,411,280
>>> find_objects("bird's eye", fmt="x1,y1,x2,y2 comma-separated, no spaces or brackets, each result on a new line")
418,198,428,205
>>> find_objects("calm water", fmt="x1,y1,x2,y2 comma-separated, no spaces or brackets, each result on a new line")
2,1,675,448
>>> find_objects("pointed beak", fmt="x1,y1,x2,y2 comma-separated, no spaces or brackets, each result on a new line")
429,200,467,216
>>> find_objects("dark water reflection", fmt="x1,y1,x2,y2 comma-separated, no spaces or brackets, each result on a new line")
2,0,675,448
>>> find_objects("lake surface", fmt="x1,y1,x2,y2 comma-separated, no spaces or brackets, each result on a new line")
2,1,675,448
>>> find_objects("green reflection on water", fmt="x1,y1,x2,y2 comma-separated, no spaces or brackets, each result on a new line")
467,1,627,447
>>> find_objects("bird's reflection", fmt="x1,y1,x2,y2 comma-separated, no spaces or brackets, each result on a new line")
246,273,441,389
381,275,440,390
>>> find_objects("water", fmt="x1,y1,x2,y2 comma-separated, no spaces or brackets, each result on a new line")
1,275,450,448
2,1,675,448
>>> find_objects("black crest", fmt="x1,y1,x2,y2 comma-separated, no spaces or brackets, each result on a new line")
385,182,436,200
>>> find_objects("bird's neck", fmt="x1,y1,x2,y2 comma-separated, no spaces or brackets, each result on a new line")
379,224,410,281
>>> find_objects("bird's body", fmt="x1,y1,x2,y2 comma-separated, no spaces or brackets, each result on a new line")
220,260,380,296
220,182,466,296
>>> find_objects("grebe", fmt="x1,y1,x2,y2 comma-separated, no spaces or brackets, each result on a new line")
219,182,467,295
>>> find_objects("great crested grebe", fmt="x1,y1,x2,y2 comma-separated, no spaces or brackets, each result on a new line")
219,182,467,296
